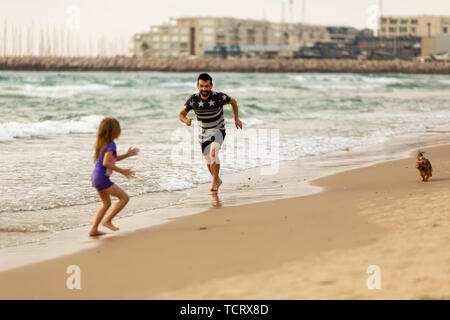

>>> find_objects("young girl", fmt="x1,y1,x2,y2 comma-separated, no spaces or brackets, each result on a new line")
90,117,139,237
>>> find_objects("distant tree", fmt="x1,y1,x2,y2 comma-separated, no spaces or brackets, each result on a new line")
140,42,150,57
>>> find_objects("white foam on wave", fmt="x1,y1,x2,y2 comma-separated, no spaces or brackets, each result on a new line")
20,84,109,98
108,80,128,85
0,115,103,142
254,87,277,92
362,77,403,84
241,118,264,127
303,83,383,91
160,82,196,88
289,75,306,82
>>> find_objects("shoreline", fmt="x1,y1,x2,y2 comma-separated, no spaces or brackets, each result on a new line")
1,56,450,74
0,142,448,299
0,123,450,274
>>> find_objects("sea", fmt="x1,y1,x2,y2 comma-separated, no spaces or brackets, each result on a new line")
0,71,449,248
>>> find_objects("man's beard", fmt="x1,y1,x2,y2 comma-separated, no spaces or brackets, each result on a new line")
200,90,210,98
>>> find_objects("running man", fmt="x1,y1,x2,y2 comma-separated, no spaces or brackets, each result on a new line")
179,73,243,193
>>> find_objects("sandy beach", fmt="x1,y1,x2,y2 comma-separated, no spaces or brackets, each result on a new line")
0,143,448,299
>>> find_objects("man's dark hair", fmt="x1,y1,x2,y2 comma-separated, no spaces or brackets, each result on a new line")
197,73,213,85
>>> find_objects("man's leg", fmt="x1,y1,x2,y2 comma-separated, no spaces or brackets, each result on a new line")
209,141,222,193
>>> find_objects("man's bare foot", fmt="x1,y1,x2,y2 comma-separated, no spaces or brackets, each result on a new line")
89,229,106,237
102,221,120,231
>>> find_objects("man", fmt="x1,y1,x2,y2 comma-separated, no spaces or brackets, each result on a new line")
179,73,243,193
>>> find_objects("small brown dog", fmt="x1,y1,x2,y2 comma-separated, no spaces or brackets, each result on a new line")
415,151,432,182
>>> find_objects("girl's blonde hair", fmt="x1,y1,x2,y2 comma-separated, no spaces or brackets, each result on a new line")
94,117,121,162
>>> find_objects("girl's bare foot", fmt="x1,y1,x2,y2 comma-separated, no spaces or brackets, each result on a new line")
89,229,106,237
210,177,222,194
102,221,120,231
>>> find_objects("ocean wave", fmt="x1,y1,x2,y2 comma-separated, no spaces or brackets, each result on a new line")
107,80,135,87
6,84,110,98
303,83,383,91
0,115,103,142
362,77,403,84
159,81,196,88
0,224,51,233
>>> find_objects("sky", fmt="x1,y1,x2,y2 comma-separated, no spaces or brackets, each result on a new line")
0,0,449,55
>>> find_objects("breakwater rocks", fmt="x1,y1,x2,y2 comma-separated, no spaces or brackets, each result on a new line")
0,56,449,74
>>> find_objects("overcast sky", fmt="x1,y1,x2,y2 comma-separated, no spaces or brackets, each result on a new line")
1,0,449,55
1,0,449,36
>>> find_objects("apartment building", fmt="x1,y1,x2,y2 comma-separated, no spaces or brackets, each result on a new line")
379,15,450,37
131,17,331,58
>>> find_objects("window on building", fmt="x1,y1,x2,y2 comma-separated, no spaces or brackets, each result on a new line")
400,27,407,33
444,27,448,33
198,19,213,26
216,34,225,44
180,36,188,42
171,36,179,42
152,36,160,41
412,27,416,33
411,19,418,24
180,43,188,49
389,19,398,24
401,19,408,24
202,27,214,34
389,27,397,33
382,27,386,33
202,35,214,42
180,28,188,34
162,43,170,49
162,36,169,42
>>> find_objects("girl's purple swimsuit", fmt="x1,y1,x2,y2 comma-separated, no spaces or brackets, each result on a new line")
91,142,116,192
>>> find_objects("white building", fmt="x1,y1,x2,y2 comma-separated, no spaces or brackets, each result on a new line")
131,17,332,58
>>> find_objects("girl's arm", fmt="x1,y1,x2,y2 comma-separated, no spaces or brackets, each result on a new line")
103,151,134,178
116,147,140,162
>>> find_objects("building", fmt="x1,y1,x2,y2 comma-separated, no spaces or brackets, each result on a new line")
131,17,331,58
379,15,450,37
355,36,422,60
421,34,450,57
326,26,359,43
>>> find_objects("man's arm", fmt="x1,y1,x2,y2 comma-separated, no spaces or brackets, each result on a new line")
179,109,193,126
229,98,242,129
